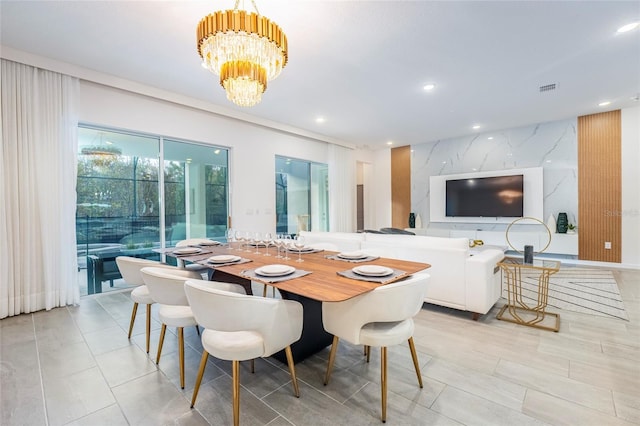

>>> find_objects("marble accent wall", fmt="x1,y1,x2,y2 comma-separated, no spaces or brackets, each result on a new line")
411,118,577,232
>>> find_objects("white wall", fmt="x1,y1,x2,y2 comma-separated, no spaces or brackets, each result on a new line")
411,118,578,232
622,106,640,267
79,81,334,234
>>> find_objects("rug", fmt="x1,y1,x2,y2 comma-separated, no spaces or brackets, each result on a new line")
502,268,629,321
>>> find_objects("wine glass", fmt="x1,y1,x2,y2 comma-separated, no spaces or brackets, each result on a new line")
234,230,244,251
274,234,283,258
282,235,292,260
253,232,262,254
226,228,234,250
294,235,305,263
243,231,252,252
263,232,273,256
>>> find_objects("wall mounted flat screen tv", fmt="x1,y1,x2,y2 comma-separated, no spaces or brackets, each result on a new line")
445,175,524,217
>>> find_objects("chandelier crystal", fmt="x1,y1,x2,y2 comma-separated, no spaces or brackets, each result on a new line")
197,1,288,107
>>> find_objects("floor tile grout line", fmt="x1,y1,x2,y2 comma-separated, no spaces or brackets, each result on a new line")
32,312,50,426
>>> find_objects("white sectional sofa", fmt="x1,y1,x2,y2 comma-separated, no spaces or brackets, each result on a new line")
300,231,505,318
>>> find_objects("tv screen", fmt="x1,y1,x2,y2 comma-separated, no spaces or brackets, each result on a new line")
445,175,524,217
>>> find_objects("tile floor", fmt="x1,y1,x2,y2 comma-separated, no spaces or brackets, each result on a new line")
1,268,639,425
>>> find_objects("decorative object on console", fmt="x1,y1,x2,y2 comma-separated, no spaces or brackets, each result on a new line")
556,212,568,233
505,217,552,258
415,213,422,229
468,239,484,248
567,223,576,234
546,214,557,234
408,212,416,228
196,0,288,107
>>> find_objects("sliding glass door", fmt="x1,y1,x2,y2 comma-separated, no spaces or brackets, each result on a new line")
163,140,229,244
76,126,228,295
275,156,329,235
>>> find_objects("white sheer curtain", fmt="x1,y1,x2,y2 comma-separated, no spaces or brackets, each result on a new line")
1,59,80,318
328,144,356,232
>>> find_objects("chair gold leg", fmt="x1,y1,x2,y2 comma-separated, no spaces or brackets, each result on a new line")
284,346,300,397
324,335,339,385
178,327,185,389
262,285,267,297
191,350,209,408
408,337,423,388
145,304,151,353
128,302,138,339
156,324,166,364
381,346,387,423
232,360,240,426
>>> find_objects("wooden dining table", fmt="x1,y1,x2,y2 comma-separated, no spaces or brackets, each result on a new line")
159,244,431,363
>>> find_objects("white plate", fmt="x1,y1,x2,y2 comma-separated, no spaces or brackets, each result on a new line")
288,246,314,253
352,265,393,277
338,251,367,260
255,264,296,277
208,255,241,264
174,247,202,255
199,240,221,246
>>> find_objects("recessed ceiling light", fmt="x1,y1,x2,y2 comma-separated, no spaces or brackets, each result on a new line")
598,101,612,107
472,124,481,130
487,136,494,140
386,141,393,146
617,22,639,33
423,84,436,91
315,117,326,123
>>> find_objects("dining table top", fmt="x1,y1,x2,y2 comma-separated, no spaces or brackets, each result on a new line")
157,244,431,302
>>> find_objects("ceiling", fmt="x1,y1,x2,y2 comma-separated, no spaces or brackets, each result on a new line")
1,1,639,150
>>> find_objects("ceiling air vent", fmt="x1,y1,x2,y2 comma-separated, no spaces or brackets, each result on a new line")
539,83,557,93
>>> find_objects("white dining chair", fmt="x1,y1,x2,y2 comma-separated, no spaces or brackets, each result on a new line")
322,272,430,423
140,266,205,388
184,279,303,426
115,256,177,353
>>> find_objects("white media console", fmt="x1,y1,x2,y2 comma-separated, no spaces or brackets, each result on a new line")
410,228,578,256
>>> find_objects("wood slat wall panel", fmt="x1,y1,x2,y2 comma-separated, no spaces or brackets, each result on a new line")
391,146,411,228
577,110,621,262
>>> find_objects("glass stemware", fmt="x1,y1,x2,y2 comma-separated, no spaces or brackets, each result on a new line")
244,231,252,252
283,235,292,260
263,232,273,256
294,235,305,262
274,234,283,258
226,228,234,250
234,230,244,251
254,232,262,254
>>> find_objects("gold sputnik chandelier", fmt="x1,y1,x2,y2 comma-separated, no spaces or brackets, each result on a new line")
197,0,288,107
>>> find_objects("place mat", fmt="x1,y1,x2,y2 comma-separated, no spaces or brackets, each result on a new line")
337,268,407,284
286,248,324,254
196,258,252,268
241,268,312,283
325,254,379,263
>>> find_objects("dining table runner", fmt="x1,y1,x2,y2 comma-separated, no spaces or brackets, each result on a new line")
337,269,408,284
241,268,312,283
